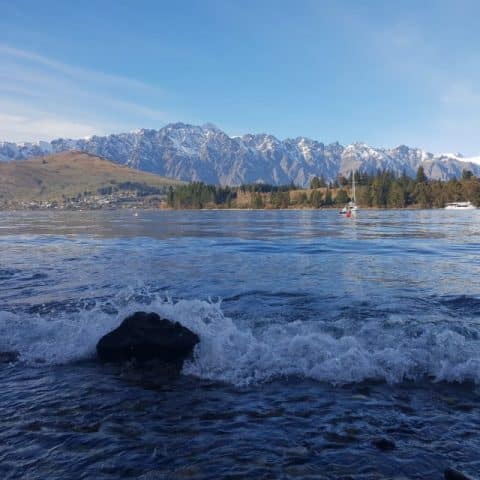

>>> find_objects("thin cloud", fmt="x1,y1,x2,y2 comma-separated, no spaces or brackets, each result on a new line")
0,44,171,142
0,112,102,143
0,44,164,96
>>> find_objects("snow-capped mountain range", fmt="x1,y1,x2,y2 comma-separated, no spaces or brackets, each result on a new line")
1,123,479,186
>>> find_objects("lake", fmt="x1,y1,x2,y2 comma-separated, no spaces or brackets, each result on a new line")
0,209,479,479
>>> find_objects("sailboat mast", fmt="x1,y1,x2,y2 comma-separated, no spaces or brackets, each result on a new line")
352,171,356,203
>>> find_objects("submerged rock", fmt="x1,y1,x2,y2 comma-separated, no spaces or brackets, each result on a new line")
371,437,396,451
0,351,19,363
444,468,476,480
96,312,199,367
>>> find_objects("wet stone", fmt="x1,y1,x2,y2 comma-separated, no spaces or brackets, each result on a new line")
0,351,19,363
72,422,101,434
371,437,396,451
455,404,475,412
444,468,476,480
25,421,42,431
96,311,199,366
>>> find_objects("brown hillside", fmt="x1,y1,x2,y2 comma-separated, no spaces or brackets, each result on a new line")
0,151,183,203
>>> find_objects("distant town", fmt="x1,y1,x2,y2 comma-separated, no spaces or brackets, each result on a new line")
1,191,168,211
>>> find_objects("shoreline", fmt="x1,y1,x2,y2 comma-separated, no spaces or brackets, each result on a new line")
0,205,472,213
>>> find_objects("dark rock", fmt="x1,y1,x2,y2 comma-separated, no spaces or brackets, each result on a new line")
0,351,19,363
96,312,199,367
455,404,475,412
371,437,396,451
445,468,475,480
25,421,42,431
72,422,101,434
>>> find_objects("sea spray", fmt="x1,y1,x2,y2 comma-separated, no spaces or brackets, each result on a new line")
1,294,480,387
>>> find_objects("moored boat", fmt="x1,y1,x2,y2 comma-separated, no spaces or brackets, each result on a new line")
339,172,358,217
444,201,476,210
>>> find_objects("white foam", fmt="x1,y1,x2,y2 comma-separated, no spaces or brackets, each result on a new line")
1,297,480,386
0,308,120,365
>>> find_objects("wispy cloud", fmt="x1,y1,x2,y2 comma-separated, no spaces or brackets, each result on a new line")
0,44,163,96
0,44,170,142
0,112,102,142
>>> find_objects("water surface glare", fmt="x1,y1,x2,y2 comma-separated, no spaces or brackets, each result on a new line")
0,209,479,479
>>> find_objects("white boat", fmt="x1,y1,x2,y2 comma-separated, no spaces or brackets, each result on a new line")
444,201,476,210
340,172,358,216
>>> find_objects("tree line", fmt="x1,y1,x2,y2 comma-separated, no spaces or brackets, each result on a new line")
166,167,480,209
167,183,237,208
346,167,480,208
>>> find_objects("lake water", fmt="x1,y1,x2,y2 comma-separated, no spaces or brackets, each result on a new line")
0,209,479,479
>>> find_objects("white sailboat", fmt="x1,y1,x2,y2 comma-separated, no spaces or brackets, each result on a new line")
340,172,358,216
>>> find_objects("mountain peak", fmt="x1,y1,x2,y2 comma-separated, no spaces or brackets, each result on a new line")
1,123,479,184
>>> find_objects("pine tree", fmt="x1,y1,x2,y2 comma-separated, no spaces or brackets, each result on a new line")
251,193,265,209
387,182,405,208
335,189,349,204
310,177,320,189
167,186,174,207
416,165,428,184
413,182,432,208
324,189,333,205
310,190,323,208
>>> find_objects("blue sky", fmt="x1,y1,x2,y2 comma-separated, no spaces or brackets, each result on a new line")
1,0,479,155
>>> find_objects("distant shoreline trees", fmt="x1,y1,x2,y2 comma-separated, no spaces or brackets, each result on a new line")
166,168,480,209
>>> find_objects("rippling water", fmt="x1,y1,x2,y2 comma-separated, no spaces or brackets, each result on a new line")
1,209,479,479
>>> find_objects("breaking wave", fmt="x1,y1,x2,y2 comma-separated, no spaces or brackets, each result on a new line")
1,293,480,386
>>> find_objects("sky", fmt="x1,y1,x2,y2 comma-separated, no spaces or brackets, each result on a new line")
0,0,479,155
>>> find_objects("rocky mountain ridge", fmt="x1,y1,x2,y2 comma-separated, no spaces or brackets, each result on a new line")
1,123,479,186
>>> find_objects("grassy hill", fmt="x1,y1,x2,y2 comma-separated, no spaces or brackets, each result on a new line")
0,151,183,206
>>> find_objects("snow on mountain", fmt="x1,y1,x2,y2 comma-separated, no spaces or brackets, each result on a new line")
440,152,480,166
1,123,479,186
